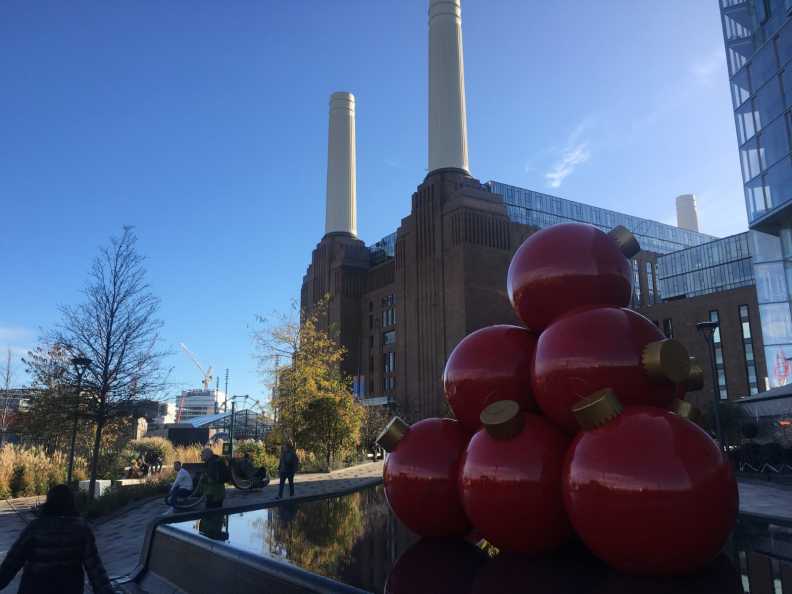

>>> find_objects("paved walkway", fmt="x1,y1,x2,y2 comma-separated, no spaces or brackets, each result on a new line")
0,462,384,592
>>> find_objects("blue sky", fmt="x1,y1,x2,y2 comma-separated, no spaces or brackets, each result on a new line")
0,1,744,405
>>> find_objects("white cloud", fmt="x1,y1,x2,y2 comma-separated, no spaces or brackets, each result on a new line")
545,142,591,189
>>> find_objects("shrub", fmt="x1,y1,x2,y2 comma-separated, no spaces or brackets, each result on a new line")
0,444,87,498
9,464,29,497
234,440,278,473
122,437,176,468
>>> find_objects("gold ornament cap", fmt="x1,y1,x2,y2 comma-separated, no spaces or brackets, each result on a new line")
608,225,641,258
376,417,410,452
572,388,623,431
480,400,523,440
686,357,704,391
642,339,691,384
670,398,702,424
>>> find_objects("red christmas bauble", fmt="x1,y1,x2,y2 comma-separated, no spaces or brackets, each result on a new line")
533,306,689,434
443,324,538,433
458,402,571,553
507,223,634,331
563,391,737,576
385,538,486,594
381,418,471,538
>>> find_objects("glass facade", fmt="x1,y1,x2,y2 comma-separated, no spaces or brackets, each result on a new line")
368,233,396,263
487,181,717,255
721,1,792,391
721,0,792,225
656,232,754,299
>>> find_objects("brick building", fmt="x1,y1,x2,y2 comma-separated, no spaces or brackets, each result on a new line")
301,0,771,421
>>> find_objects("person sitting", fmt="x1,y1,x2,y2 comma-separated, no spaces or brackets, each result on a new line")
166,461,193,505
0,484,114,594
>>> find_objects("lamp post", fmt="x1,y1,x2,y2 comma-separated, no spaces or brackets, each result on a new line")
67,356,92,486
696,321,726,453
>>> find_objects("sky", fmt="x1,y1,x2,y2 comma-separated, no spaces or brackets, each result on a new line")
0,0,746,406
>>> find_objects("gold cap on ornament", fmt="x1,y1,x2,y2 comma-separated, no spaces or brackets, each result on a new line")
376,417,410,452
572,389,623,430
642,339,691,384
607,225,641,258
670,398,702,423
480,400,523,440
686,357,705,391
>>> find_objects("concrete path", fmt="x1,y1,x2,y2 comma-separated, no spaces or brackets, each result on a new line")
0,462,384,592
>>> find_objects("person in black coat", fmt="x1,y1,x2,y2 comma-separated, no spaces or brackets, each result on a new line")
0,484,114,594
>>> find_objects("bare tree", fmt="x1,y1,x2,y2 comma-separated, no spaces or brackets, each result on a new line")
54,227,166,498
1,348,14,445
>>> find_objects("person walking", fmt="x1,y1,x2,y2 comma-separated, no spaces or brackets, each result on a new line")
196,447,228,509
0,484,114,594
277,442,299,499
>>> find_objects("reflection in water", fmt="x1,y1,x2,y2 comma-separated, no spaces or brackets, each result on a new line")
197,513,229,542
173,485,416,592
171,485,778,593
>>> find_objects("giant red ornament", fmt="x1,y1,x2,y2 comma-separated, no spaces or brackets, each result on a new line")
443,324,538,433
385,538,487,594
563,390,738,576
507,222,638,331
378,417,471,538
532,306,690,434
459,401,571,554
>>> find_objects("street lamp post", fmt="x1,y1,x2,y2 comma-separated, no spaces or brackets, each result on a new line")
696,321,726,454
67,356,92,486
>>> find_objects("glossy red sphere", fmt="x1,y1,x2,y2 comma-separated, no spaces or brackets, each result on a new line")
384,418,471,537
385,538,487,594
443,325,538,433
563,407,738,576
507,223,632,331
533,306,676,434
459,414,572,553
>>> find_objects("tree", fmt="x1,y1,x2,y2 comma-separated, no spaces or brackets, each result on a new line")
360,405,392,458
49,227,165,498
255,297,346,443
298,395,363,471
1,348,14,444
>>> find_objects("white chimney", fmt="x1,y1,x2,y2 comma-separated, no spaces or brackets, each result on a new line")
676,194,700,233
325,92,357,237
428,0,469,174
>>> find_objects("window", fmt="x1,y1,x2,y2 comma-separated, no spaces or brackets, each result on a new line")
383,352,396,375
645,261,655,304
710,310,729,399
369,315,373,330
368,301,373,312
662,319,673,339
631,259,641,305
383,330,396,345
740,305,760,395
369,335,374,349
759,114,789,166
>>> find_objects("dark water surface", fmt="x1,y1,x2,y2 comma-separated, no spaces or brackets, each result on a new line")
169,485,792,593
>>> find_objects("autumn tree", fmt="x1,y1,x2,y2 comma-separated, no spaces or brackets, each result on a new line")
254,297,363,465
41,227,166,497
1,348,14,444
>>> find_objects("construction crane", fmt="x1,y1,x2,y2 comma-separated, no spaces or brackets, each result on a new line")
179,343,213,390
176,343,215,424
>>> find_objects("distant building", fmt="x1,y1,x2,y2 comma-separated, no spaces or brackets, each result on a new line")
675,194,700,233
176,389,225,422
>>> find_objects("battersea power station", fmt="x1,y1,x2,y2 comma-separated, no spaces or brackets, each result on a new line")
301,0,771,421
